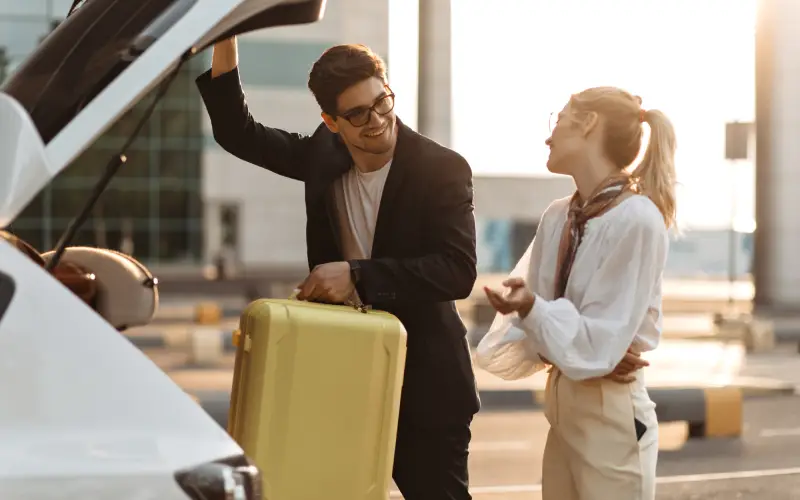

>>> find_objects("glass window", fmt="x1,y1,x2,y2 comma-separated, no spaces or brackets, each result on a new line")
158,228,191,261
74,217,116,249
160,149,200,180
49,225,96,248
130,229,153,263
50,186,94,219
63,146,112,177
18,189,46,219
0,2,213,266
160,136,204,151
511,221,538,264
104,104,153,142
103,217,138,253
220,205,239,247
114,146,153,179
185,108,202,138
161,107,190,138
164,70,193,102
159,187,201,220
103,187,153,220
50,222,152,262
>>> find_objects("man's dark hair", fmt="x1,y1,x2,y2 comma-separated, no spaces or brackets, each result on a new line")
308,44,387,117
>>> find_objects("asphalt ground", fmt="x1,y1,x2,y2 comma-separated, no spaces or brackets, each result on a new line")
388,395,800,499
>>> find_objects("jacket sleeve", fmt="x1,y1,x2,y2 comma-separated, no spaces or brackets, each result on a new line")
353,155,477,303
196,67,311,182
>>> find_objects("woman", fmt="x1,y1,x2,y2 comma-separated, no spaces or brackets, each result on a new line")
475,86,676,500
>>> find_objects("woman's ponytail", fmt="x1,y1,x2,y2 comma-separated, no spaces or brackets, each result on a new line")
632,109,677,228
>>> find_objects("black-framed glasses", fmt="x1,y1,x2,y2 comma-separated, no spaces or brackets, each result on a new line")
339,91,396,127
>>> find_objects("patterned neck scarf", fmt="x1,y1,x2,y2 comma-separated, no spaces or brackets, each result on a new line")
554,173,635,299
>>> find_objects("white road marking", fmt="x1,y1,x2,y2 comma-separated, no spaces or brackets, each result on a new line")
657,467,800,484
388,466,800,497
759,427,800,438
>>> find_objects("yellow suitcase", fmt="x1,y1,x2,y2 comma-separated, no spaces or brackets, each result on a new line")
228,298,407,500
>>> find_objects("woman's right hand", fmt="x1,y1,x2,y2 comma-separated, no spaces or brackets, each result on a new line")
603,347,650,384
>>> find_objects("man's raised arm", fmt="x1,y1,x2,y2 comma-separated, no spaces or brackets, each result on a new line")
196,37,310,182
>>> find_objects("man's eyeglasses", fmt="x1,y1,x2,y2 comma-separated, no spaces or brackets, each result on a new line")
339,92,396,127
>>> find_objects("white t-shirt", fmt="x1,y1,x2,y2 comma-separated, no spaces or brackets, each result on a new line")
336,160,392,260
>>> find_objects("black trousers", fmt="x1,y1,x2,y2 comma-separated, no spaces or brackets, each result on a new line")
392,419,473,500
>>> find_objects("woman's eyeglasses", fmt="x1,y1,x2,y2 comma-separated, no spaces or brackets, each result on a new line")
549,111,560,133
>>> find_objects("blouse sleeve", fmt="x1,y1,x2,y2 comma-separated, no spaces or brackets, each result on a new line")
474,211,551,380
511,209,669,381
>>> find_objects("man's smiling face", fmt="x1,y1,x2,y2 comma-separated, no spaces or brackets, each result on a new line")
324,77,397,155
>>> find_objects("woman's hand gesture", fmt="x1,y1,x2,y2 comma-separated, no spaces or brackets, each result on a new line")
484,277,536,318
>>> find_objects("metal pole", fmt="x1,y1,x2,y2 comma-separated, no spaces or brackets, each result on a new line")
728,161,738,308
753,0,776,312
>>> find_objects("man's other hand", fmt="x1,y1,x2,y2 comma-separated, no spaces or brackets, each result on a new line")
296,261,354,303
603,347,650,384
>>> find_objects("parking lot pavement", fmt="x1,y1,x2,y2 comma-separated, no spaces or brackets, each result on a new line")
422,472,800,500
140,335,800,499
422,395,800,500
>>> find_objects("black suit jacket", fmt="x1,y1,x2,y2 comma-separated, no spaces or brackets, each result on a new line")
196,68,480,426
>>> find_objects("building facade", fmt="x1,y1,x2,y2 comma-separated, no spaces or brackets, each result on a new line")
0,1,755,281
2,0,205,264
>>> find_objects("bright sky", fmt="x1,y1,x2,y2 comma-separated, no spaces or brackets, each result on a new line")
450,0,758,231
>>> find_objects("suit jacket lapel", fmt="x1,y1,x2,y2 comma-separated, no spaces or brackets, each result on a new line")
371,121,411,257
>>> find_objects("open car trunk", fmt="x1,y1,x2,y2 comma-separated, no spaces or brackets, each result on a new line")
0,1,325,498
0,0,326,228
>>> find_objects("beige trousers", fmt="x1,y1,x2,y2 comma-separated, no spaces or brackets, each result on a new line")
541,368,658,500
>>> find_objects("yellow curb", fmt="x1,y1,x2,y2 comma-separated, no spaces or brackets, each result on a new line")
194,302,222,325
232,329,241,347
704,386,743,438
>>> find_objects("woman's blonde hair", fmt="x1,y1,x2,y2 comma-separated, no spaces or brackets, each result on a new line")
569,87,677,228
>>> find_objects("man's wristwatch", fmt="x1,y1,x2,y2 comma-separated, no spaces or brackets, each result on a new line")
347,260,361,285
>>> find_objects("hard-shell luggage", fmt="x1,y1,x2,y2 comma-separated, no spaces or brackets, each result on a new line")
228,298,407,499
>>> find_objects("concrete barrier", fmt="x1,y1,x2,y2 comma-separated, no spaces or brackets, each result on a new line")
188,303,230,366
187,327,227,366
186,383,762,440
194,302,223,325
124,328,238,352
713,315,776,353
471,386,745,439
649,387,743,438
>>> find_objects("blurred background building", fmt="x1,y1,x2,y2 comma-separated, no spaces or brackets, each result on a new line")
0,0,757,282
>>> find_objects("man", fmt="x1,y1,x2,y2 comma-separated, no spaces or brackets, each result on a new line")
197,39,479,498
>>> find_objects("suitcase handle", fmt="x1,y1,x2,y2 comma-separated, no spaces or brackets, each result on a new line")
289,288,368,314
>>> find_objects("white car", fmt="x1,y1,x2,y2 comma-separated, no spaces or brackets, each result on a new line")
0,1,326,498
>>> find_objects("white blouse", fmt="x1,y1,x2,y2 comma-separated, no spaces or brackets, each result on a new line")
475,194,670,381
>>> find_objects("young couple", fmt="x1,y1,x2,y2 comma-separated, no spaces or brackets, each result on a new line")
198,39,674,500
